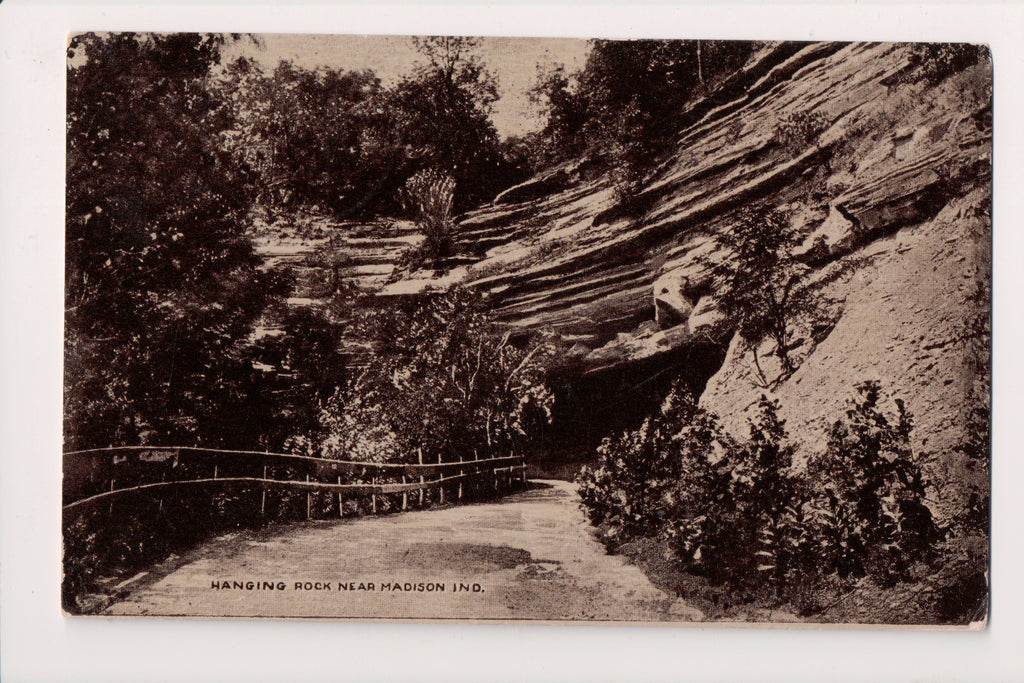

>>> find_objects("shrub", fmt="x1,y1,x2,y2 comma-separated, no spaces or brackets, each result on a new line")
309,287,554,467
773,111,831,158
904,43,989,86
731,396,814,597
577,379,945,613
808,381,941,585
713,206,825,383
663,395,811,601
401,169,458,268
577,384,708,543
578,385,811,603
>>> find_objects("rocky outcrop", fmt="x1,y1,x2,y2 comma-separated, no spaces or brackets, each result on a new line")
414,42,990,382
279,42,990,474
701,185,990,521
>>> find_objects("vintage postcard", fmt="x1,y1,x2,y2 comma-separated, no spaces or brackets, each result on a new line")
63,34,990,625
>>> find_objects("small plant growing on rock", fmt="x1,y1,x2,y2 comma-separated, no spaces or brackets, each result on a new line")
712,206,825,385
400,169,457,269
773,111,831,158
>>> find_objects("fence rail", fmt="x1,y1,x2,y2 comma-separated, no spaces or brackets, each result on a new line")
63,446,527,518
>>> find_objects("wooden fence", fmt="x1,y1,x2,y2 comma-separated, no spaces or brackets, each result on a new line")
63,446,527,520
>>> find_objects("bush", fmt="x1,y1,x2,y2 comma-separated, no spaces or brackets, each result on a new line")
576,384,708,542
773,111,831,158
307,287,554,466
904,43,989,86
578,380,945,612
578,385,810,602
662,395,812,601
401,169,458,268
808,381,941,585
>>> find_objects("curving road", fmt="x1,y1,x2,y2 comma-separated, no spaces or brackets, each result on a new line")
103,480,703,622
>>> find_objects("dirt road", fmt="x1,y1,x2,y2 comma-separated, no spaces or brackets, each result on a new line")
104,480,703,621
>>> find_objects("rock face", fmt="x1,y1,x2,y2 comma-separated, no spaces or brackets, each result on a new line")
702,187,990,504
307,42,992,475
424,42,988,379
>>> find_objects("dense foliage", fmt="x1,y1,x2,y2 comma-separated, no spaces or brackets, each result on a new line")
215,57,389,214
577,381,949,614
530,40,757,188
809,382,941,584
65,33,283,451
276,290,553,523
904,43,990,85
217,36,527,217
292,288,554,466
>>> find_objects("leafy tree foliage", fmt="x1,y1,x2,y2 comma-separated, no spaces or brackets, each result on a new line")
531,40,757,185
712,206,823,383
388,37,517,211
216,37,526,217
301,288,554,465
65,32,282,450
246,306,351,449
215,57,388,214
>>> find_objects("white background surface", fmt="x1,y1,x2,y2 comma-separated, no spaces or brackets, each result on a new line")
2,2,1022,681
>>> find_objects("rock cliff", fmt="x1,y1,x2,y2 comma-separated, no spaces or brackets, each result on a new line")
315,42,993,484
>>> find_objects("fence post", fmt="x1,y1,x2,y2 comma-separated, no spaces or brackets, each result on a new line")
418,448,425,507
211,464,218,518
342,475,350,518
438,453,445,506
158,473,165,514
371,476,377,514
520,457,527,487
261,465,268,516
458,456,464,501
402,475,408,511
306,474,311,520
108,478,115,517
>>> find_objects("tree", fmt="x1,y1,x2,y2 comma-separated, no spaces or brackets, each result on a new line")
215,57,389,214
712,206,823,384
529,62,590,166
387,37,508,211
531,40,757,178
65,32,279,449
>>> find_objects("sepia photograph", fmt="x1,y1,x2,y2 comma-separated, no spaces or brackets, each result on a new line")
62,33,991,625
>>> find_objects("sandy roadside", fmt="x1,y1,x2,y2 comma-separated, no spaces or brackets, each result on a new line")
102,480,703,622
